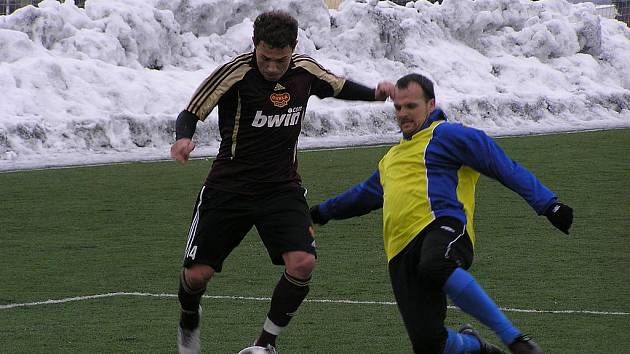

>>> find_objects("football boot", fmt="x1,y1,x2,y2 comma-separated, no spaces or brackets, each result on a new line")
459,324,506,354
508,334,543,354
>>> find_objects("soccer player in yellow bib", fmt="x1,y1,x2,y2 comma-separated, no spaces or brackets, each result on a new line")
310,73,574,354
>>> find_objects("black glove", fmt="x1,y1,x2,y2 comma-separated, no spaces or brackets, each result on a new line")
310,205,329,225
544,202,573,235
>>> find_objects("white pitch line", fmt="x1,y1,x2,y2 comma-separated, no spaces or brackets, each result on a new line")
1,292,629,316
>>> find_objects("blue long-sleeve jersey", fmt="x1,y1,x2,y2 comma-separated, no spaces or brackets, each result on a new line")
317,108,557,261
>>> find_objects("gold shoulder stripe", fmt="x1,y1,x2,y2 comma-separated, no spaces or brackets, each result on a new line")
189,64,251,121
186,53,253,119
188,52,252,110
293,57,345,96
292,53,311,62
187,52,252,113
293,55,327,71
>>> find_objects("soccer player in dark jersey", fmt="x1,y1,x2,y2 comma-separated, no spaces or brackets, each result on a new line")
172,10,394,354
309,73,574,354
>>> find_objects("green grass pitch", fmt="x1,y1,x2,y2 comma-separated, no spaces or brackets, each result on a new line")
1,129,629,353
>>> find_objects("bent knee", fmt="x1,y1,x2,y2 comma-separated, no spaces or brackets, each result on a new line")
185,265,215,287
284,251,316,279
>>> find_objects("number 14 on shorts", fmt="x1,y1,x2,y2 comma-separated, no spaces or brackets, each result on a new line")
186,246,198,260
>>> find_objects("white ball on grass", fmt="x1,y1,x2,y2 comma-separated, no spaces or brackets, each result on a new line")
237,346,270,354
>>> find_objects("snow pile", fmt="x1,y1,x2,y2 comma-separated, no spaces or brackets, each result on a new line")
0,0,629,170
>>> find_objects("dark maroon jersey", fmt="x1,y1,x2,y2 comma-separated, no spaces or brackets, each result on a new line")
185,51,358,195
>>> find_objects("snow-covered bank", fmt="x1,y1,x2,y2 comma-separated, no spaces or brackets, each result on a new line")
1,0,629,170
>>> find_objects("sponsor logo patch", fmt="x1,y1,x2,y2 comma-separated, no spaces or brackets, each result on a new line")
270,92,290,107
252,106,303,128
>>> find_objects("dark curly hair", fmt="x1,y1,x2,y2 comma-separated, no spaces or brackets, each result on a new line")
253,10,298,49
396,73,435,101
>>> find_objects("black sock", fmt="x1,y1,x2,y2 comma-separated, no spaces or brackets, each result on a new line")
178,270,206,330
255,271,311,347
256,330,277,348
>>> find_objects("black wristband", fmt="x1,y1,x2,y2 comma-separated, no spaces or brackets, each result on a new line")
175,110,199,140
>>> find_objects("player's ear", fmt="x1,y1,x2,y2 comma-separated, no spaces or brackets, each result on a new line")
287,41,297,55
428,98,436,111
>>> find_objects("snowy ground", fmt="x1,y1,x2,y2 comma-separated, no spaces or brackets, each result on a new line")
1,0,629,171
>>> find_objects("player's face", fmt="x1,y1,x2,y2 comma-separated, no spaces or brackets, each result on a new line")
255,41,294,82
393,83,435,137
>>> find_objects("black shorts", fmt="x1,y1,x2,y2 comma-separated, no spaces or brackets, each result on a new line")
182,185,316,272
388,217,474,353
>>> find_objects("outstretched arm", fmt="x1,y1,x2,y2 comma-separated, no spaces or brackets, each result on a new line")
335,80,395,101
310,171,384,225
437,124,573,234
311,78,395,102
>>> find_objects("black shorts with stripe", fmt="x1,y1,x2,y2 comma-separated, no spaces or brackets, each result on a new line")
182,185,316,272
388,217,474,352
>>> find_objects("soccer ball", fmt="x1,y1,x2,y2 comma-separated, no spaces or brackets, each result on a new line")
237,345,269,354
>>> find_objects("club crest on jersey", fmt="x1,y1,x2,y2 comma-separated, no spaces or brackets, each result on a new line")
270,92,290,107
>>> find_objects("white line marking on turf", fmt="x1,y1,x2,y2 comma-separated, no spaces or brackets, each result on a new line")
1,292,629,316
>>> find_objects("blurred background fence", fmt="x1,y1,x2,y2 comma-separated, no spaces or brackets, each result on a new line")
611,0,630,23
1,0,84,15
